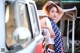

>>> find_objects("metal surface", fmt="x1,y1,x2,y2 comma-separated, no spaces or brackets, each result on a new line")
72,14,75,53
0,0,5,48
67,19,69,50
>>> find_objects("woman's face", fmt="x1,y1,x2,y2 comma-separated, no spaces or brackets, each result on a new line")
49,7,58,20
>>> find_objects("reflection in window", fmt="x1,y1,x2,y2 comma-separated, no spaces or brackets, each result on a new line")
6,4,17,47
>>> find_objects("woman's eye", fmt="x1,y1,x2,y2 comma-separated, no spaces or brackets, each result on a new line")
52,10,55,13
52,10,58,13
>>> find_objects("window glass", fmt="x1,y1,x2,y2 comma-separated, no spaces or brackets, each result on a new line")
6,3,32,51
6,4,17,47
18,3,29,28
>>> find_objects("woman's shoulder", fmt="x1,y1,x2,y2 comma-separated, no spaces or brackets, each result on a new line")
40,17,49,22
42,17,50,21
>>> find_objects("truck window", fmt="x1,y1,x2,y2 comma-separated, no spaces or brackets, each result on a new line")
5,3,32,51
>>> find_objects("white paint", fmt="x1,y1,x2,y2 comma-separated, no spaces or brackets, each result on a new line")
0,0,5,48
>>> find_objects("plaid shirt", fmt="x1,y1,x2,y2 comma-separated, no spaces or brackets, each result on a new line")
49,18,64,53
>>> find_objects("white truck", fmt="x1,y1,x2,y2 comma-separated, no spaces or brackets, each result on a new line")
0,0,44,53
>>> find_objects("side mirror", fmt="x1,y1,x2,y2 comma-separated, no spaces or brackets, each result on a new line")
13,27,31,48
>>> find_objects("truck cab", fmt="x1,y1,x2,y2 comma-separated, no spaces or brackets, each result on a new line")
0,0,44,53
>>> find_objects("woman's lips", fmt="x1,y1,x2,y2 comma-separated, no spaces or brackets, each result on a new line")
53,16,56,19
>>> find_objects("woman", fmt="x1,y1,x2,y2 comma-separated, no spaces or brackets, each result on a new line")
42,1,64,53
35,17,55,53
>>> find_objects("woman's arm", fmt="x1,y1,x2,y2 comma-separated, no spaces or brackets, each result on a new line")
47,26,55,38
40,18,55,38
54,4,64,23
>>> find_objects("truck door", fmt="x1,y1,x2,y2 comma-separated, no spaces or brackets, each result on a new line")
5,0,43,53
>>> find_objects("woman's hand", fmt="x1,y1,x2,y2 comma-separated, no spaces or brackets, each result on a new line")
46,1,55,5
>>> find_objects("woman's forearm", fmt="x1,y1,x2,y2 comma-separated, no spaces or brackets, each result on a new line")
54,4,64,23
55,4,64,14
